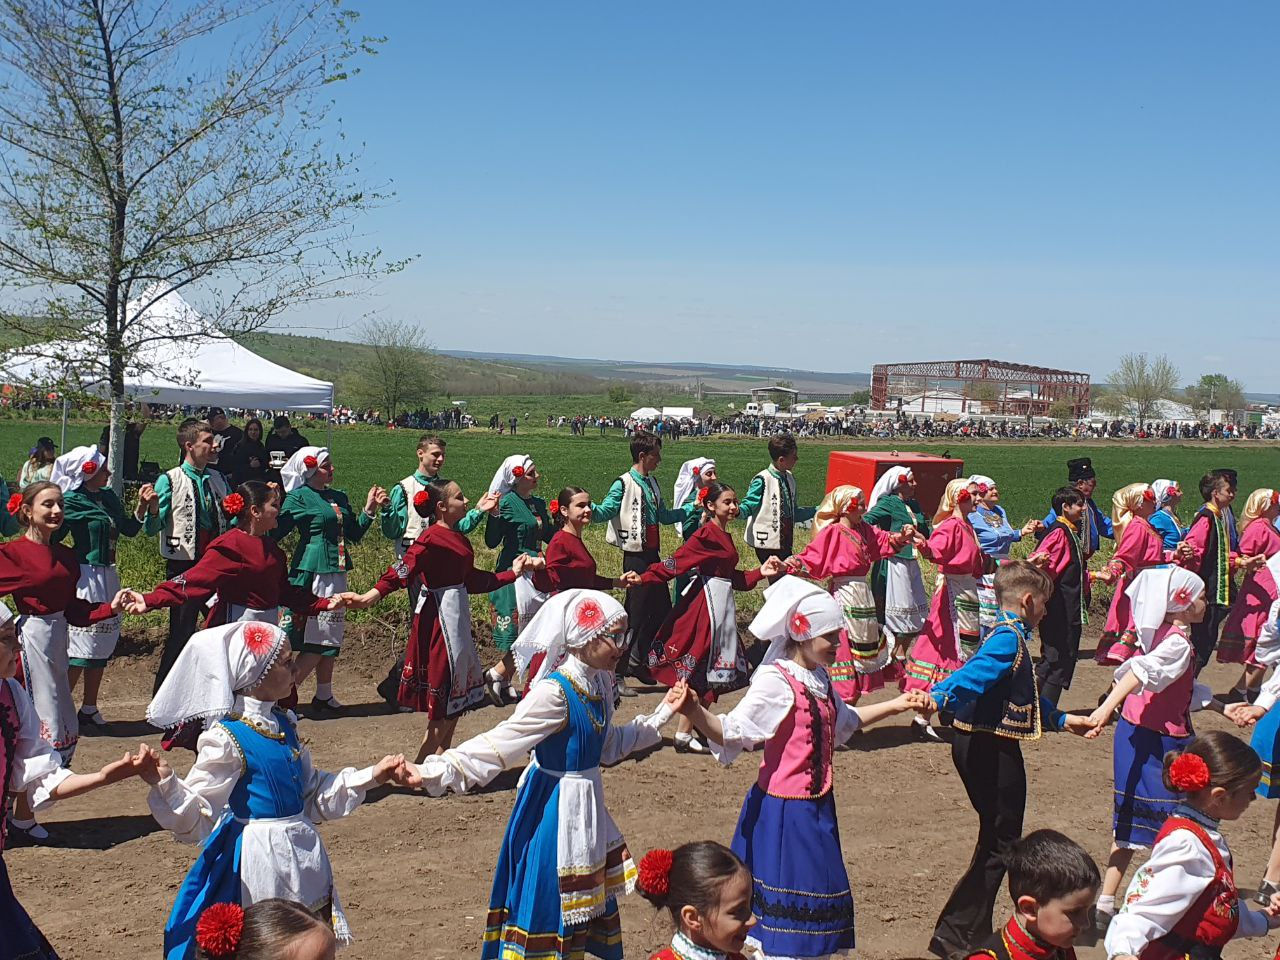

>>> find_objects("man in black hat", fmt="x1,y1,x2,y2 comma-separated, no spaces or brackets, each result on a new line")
264,415,309,487
1039,456,1113,559
207,407,243,456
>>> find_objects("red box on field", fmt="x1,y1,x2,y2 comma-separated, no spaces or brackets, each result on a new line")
825,451,965,517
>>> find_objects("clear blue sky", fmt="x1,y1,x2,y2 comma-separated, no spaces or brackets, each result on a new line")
291,2,1280,390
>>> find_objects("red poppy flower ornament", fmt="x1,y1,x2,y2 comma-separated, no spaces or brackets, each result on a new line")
6,493,21,516
413,490,429,508
303,454,318,469
222,493,245,517
81,460,98,476
637,849,674,897
1169,753,1211,792
575,598,604,633
242,622,276,658
548,499,560,514
790,611,810,637
194,903,244,957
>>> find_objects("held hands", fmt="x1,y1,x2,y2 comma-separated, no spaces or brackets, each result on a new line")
900,524,916,540
1242,554,1268,573
1263,892,1280,925
616,571,642,589
1062,714,1097,737
476,491,500,515
1175,541,1195,563
365,486,390,513
136,744,173,786
113,588,147,615
138,483,159,514
897,690,932,714
759,556,785,578
1225,702,1266,728
512,554,545,575
1027,552,1051,570
337,590,378,611
1020,519,1040,537
99,745,154,785
664,679,695,716
372,754,423,788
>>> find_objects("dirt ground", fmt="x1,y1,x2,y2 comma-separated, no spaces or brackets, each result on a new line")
11,623,1280,960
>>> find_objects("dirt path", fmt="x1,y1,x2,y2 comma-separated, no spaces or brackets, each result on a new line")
9,629,1278,960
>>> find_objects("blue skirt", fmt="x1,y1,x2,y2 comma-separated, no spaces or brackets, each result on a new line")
483,767,622,960
1112,715,1190,848
731,784,855,959
0,854,59,960
1252,704,1280,799
165,816,246,960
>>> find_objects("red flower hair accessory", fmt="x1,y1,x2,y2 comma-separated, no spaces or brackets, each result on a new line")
222,493,245,517
1172,586,1194,607
81,460,98,476
413,490,429,508
548,499,560,514
512,465,525,478
1169,752,1211,792
697,487,709,503
242,622,276,658
302,455,318,469
956,488,971,503
1272,490,1280,507
903,470,914,483
6,493,21,516
637,848,674,897
575,598,604,632
790,611,810,637
691,466,701,477
195,902,244,957
1142,488,1156,503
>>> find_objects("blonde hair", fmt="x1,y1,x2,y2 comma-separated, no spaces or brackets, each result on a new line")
1111,482,1151,541
1238,489,1277,534
814,485,864,532
933,477,971,525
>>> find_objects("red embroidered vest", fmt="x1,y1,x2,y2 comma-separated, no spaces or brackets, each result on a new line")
1138,816,1239,960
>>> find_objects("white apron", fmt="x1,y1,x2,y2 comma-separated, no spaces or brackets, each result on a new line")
701,576,744,686
68,563,121,665
883,556,929,637
422,584,486,715
833,575,890,674
237,811,351,942
18,611,77,763
514,572,549,636
303,573,347,650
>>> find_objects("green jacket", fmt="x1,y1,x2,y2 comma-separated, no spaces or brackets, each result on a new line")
275,485,373,584
54,488,145,566
739,466,817,524
864,494,930,560
379,471,482,540
143,462,221,536
484,492,553,571
591,468,685,526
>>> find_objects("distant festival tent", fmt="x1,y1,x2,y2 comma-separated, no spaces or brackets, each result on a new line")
629,406,661,421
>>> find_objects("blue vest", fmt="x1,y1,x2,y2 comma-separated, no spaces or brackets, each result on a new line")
536,672,607,772
952,618,1043,741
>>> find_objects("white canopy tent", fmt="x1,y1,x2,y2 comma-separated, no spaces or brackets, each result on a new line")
629,406,661,421
0,290,334,449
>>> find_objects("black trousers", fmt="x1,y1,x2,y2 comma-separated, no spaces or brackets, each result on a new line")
380,576,425,693
621,549,670,679
1034,616,1082,707
930,731,1026,958
154,557,203,693
1191,602,1231,674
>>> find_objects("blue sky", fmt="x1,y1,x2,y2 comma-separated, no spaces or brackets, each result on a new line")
291,3,1279,389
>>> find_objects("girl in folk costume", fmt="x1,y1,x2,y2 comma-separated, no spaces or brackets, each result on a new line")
672,458,717,597
639,481,783,753
0,606,151,960
671,577,923,960
1084,567,1211,930
966,475,1039,639
192,899,337,960
1095,483,1189,666
864,466,931,668
409,590,680,960
50,445,157,729
484,454,554,705
273,447,387,716
120,482,338,629
542,488,628,594
139,621,418,960
0,482,121,841
635,842,758,960
784,484,908,704
901,478,985,743
1148,480,1188,552
343,479,537,760
1103,731,1280,960
1217,489,1280,699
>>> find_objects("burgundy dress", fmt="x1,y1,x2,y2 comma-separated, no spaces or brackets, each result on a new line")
537,529,614,592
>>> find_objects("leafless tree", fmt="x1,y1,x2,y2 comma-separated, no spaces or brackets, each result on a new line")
349,318,435,423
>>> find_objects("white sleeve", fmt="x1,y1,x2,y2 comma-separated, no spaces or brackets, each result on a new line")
708,667,795,766
1253,601,1280,711
147,727,241,845
1114,636,1193,693
833,692,864,743
411,679,569,796
1105,830,1214,957
8,681,72,811
601,701,674,767
300,744,379,822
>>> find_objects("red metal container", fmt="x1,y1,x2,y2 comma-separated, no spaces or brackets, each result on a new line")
825,451,965,517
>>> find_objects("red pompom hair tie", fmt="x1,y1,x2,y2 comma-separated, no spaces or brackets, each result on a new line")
1272,490,1280,507
413,490,429,508
81,460,98,476
222,493,245,517
637,849,674,897
6,492,22,516
195,902,245,957
302,455,318,469
1169,752,1212,792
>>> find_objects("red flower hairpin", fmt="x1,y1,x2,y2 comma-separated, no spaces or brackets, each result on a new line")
81,460,98,476
638,848,674,897
956,488,972,503
194,902,244,958
975,483,988,495
790,611,810,636
512,465,525,478
548,499,560,514
302,455,318,469
1272,490,1280,507
6,492,21,516
1168,753,1211,792
575,598,604,632
222,493,245,517
697,487,709,503
1172,586,1194,607
691,466,701,477
413,490,429,508
242,622,276,657
1142,488,1156,503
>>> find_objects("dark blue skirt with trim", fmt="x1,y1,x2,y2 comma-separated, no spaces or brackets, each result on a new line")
1112,715,1190,848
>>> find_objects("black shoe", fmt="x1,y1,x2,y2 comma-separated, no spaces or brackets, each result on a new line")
375,678,399,712
77,707,110,732
673,734,707,755
308,697,342,719
630,667,656,686
912,720,944,743
1219,687,1249,706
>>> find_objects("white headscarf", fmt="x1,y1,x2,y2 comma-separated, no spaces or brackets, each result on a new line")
749,575,845,668
673,457,715,510
968,474,995,494
868,466,914,509
512,589,627,687
281,446,328,493
488,454,534,496
1125,566,1206,653
146,621,289,729
1151,478,1181,508
50,445,106,493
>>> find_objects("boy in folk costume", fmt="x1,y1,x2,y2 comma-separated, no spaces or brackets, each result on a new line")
738,434,816,578
1183,469,1265,672
865,465,931,667
590,431,687,696
142,420,232,692
375,435,498,708
1039,458,1113,561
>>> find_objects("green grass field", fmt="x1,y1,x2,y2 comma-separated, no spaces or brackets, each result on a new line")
1,419,1276,631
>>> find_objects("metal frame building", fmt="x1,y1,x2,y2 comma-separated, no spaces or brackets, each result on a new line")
870,359,1091,419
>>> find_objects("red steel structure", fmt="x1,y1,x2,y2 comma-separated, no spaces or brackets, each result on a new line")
870,359,1091,419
